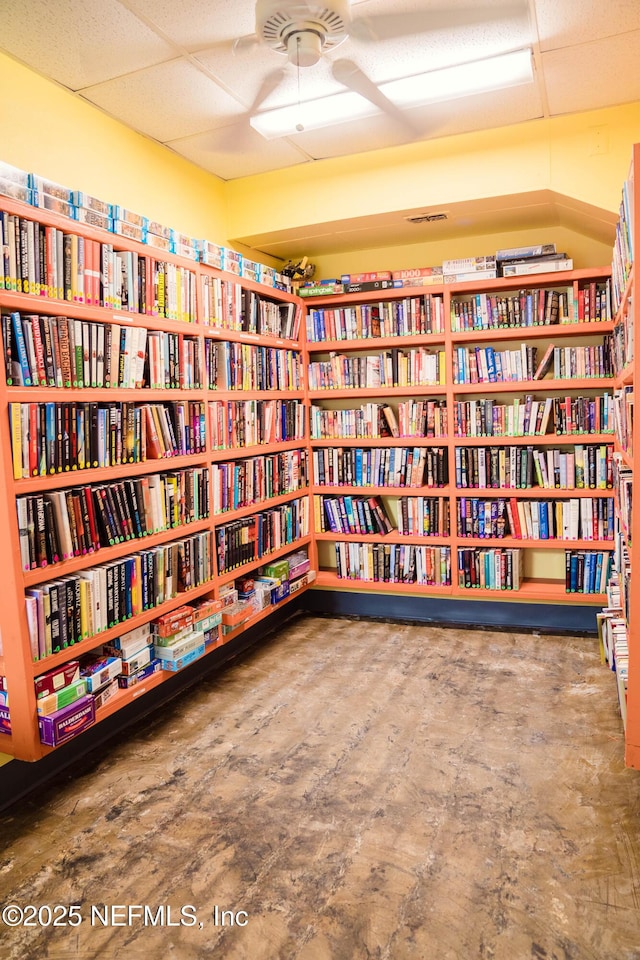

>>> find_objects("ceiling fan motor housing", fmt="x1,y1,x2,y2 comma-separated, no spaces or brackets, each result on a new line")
255,0,349,65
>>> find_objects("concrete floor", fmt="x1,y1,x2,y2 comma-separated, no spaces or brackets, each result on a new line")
0,613,639,960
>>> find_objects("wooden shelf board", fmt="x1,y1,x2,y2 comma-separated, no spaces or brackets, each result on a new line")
210,438,307,461
313,570,452,594
310,437,447,447
455,537,613,549
453,377,614,394
7,386,205,402
209,390,305,401
306,333,446,352
203,327,300,350
314,532,451,545
453,434,614,446
14,453,209,492
311,485,450,496
454,579,606,603
94,667,167,723
455,486,613,498
451,321,614,342
308,386,446,399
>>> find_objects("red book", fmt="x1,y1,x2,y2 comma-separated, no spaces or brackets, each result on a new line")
533,343,555,380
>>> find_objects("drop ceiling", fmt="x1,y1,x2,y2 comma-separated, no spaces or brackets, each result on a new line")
0,0,638,261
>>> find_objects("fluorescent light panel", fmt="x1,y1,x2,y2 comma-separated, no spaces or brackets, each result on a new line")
250,48,534,140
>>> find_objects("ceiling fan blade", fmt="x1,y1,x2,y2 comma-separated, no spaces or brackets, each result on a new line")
232,33,261,55
248,67,288,113
350,3,527,42
213,68,288,154
332,59,419,138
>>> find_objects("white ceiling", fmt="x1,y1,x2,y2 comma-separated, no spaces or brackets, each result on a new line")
1,0,640,183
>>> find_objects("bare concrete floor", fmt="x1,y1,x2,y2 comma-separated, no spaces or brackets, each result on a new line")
0,614,639,960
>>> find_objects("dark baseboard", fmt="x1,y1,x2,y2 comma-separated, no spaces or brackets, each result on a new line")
302,588,600,634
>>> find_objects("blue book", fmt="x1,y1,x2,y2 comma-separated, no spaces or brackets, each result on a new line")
569,552,578,592
485,346,497,383
354,447,363,486
539,501,549,539
11,312,32,386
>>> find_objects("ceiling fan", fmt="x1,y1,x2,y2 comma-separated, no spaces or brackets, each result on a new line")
233,0,527,133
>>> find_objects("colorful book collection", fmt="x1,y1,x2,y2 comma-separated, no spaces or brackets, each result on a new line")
9,400,206,478
449,282,611,332
612,453,633,540
598,605,628,720
200,275,300,340
0,211,198,320
552,340,614,380
611,175,633,312
212,449,308,514
215,497,309,575
25,530,214,660
310,399,448,440
312,446,448,488
397,496,450,537
3,312,205,390
209,398,305,450
611,301,634,375
16,467,209,570
306,294,445,342
457,547,523,590
565,549,612,594
454,443,613,490
307,347,445,390
613,385,634,456
334,541,451,585
315,494,394,536
452,393,614,438
2,311,205,390
205,340,302,392
453,343,538,384
453,339,613,385
456,496,614,541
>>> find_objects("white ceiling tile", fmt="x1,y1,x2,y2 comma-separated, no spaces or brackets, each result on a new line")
534,0,640,51
80,59,244,141
123,0,257,52
0,0,176,89
165,125,310,180
542,32,640,115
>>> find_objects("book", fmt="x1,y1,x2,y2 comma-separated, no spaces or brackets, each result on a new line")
501,258,573,277
533,343,555,380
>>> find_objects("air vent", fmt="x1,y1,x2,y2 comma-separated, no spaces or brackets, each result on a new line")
405,212,449,224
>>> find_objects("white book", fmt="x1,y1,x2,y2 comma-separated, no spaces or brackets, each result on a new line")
16,497,30,571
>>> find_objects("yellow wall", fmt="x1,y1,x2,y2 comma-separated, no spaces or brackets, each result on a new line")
225,103,640,242
0,52,230,249
309,225,613,280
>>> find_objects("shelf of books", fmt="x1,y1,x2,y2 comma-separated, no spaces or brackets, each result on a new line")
0,194,313,761
304,266,615,607
599,142,640,768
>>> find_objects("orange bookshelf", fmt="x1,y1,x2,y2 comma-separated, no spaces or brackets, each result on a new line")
304,263,614,607
0,194,313,761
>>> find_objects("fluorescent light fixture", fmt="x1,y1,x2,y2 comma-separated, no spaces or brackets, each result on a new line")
250,89,380,139
249,47,534,140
